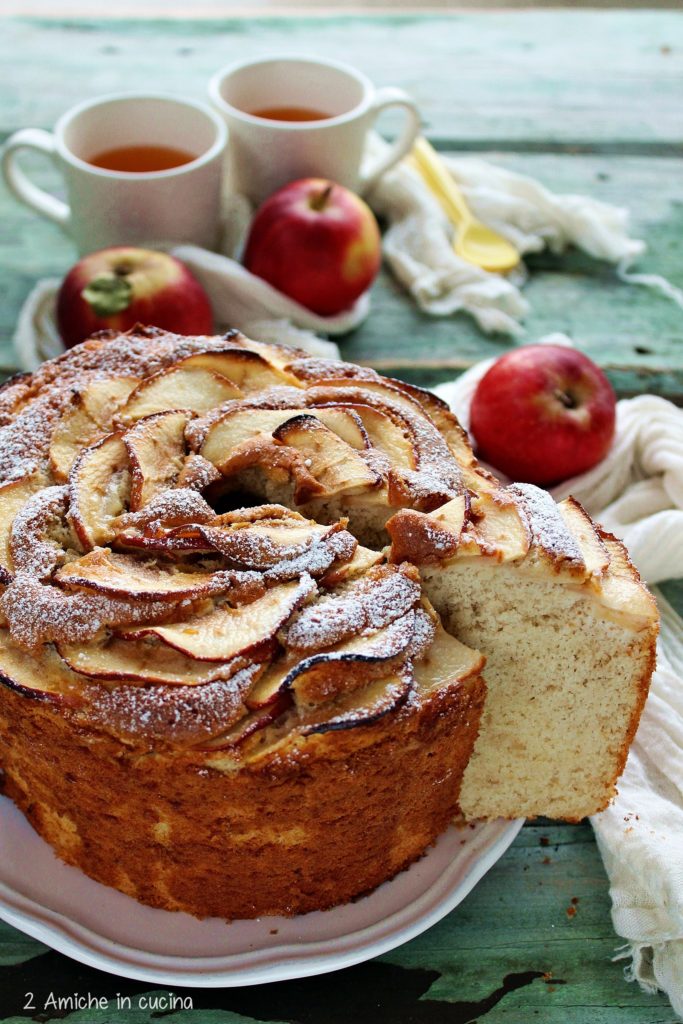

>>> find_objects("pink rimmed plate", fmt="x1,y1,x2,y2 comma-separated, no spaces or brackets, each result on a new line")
0,795,522,987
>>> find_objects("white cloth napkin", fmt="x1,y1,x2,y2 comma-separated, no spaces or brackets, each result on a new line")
365,136,683,336
436,336,683,1016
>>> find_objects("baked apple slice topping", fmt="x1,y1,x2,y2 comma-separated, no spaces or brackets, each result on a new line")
68,432,131,549
117,363,242,422
175,453,222,491
245,608,416,711
0,630,88,705
413,611,485,693
58,633,251,686
180,348,301,392
120,575,315,661
0,473,46,581
272,415,380,498
198,406,305,468
54,548,265,603
0,572,177,648
305,382,462,508
282,563,421,652
84,662,265,744
9,485,73,580
123,410,190,511
262,524,357,582
287,609,417,709
301,673,412,735
319,543,384,586
386,494,469,565
309,406,370,450
49,377,139,482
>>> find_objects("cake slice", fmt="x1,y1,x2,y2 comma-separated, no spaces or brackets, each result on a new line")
387,482,659,821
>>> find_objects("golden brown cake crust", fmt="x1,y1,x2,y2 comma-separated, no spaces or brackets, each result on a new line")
0,666,484,919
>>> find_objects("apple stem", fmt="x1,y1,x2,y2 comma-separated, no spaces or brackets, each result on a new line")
113,261,134,277
309,183,334,212
554,387,577,410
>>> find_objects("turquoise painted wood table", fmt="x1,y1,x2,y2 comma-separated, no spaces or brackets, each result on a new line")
0,12,682,1024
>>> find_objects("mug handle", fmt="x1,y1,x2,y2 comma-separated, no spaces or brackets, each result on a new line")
359,86,422,194
1,129,70,228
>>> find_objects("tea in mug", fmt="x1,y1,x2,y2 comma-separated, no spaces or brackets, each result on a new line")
250,106,332,122
88,144,196,172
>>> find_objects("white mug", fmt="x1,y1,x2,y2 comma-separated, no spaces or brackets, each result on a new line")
1,93,228,255
208,55,421,204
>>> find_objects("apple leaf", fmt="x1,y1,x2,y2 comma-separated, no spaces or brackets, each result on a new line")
82,273,133,317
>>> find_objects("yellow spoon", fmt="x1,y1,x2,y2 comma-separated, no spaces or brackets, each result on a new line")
410,136,519,274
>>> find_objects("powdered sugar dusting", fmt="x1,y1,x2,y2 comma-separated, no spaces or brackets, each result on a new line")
0,574,176,648
0,328,468,744
84,663,262,745
508,483,584,567
9,485,70,580
283,565,420,652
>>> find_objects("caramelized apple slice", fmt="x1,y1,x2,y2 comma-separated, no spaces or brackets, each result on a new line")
305,381,461,507
181,348,301,392
345,403,415,468
413,614,484,693
123,410,190,511
558,496,609,578
55,548,264,603
0,473,45,581
385,376,479,466
58,634,248,686
0,629,86,705
176,453,222,491
113,488,215,532
49,377,139,482
84,662,264,745
9,485,72,580
462,489,531,562
246,608,415,711
289,609,416,709
387,494,468,565
166,518,340,570
263,526,357,583
121,575,315,661
283,563,420,651
319,543,384,587
68,433,131,549
311,407,369,450
272,415,380,498
302,673,412,735
118,364,243,423
195,693,292,751
199,407,306,467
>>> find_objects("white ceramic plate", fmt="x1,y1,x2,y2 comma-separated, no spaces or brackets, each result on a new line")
0,794,522,987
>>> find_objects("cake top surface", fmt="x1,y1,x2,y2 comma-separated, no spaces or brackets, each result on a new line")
0,327,489,760
0,327,655,761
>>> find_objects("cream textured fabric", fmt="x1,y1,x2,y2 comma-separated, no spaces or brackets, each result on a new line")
365,136,683,335
436,340,683,1016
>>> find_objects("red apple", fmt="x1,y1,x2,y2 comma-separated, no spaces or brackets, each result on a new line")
56,247,214,348
243,178,381,316
469,345,617,485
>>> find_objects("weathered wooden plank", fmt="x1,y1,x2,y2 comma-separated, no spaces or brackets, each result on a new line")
1,13,682,149
383,824,678,1023
2,149,680,398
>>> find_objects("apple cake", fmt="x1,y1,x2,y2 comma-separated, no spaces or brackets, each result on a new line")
0,326,657,919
